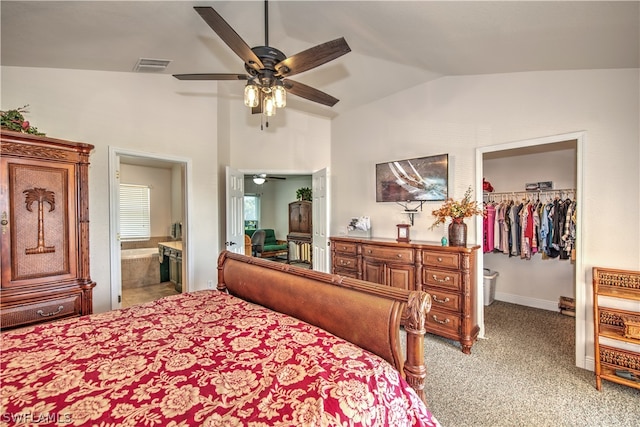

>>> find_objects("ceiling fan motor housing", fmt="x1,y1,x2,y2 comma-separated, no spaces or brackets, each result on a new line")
245,46,288,82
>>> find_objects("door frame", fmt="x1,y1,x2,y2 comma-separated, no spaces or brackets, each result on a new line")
108,146,193,310
475,130,586,368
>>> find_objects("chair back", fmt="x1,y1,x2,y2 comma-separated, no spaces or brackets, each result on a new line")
251,229,266,256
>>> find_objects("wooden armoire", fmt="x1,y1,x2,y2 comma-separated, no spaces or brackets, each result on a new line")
1,130,95,330
287,200,312,264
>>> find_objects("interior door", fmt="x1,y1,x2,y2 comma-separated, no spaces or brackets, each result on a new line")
312,168,329,272
225,166,244,254
110,154,122,309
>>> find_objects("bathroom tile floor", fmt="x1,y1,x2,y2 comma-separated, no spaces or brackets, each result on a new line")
122,282,180,308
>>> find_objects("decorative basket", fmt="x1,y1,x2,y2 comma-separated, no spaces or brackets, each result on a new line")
622,315,640,340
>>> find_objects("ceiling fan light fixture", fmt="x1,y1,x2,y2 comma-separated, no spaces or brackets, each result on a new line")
263,95,276,116
244,82,260,108
272,81,286,108
253,176,266,185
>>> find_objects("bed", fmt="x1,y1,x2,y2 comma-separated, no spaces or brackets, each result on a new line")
1,251,439,426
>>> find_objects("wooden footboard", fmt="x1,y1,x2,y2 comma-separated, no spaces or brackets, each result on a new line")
217,251,432,403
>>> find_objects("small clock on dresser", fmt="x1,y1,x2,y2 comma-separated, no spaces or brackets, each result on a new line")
396,224,410,242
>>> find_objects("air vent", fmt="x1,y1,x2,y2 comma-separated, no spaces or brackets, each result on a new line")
133,58,172,72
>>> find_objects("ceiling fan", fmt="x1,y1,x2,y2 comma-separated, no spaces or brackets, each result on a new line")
173,1,351,117
252,173,286,185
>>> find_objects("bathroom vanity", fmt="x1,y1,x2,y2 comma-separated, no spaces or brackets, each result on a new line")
159,241,182,292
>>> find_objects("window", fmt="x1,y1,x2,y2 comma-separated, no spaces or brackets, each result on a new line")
244,194,260,230
119,184,150,241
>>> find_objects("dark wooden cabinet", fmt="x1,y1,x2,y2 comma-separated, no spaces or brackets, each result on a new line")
287,201,312,264
1,130,95,330
331,236,479,353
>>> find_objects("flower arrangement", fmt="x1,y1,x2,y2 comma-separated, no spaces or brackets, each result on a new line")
429,186,485,229
0,105,45,135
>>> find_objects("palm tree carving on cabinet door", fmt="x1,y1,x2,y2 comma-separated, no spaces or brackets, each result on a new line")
24,187,56,254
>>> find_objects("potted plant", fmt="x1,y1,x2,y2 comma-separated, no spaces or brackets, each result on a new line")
429,186,485,246
296,187,312,202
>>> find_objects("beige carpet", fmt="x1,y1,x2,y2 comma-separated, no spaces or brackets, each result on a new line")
420,301,639,427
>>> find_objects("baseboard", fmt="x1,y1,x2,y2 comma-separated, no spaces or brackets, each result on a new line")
584,355,595,372
494,292,559,312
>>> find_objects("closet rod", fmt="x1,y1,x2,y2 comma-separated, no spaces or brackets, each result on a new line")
484,188,575,202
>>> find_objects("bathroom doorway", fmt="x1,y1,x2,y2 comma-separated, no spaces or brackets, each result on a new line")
108,147,191,310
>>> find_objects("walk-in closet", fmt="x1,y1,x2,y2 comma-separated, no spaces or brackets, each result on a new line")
482,139,578,320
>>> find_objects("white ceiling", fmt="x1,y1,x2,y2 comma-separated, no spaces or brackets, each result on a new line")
2,1,638,118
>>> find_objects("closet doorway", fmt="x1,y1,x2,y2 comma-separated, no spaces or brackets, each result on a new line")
476,131,586,369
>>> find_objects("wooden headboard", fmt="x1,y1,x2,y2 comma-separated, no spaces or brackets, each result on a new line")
217,251,431,402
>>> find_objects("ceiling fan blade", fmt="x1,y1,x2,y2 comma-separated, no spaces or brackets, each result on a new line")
275,37,351,78
283,79,339,107
173,73,247,81
194,6,264,71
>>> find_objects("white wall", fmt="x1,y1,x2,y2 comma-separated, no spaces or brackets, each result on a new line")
331,68,640,367
120,163,172,238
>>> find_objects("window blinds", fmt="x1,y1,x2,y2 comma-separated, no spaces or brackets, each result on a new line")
120,184,151,241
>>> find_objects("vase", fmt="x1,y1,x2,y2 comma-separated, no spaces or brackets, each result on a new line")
448,218,467,247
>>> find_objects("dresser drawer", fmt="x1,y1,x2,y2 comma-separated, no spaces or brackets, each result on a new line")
425,288,461,312
333,241,358,255
334,268,358,279
362,245,414,263
333,254,357,271
1,294,81,329
423,268,461,291
422,251,460,269
426,308,461,336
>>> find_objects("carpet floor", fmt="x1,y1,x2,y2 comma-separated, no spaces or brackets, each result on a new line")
422,301,639,427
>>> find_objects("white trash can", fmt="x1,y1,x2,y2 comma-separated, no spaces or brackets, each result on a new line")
483,268,498,306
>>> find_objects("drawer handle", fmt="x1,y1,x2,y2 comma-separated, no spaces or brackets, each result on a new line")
367,249,372,254
397,254,402,258
437,257,443,262
432,274,451,283
340,260,351,265
432,315,450,325
432,295,450,304
341,246,347,250
37,306,64,317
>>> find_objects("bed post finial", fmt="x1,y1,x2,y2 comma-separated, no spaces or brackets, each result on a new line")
403,290,431,404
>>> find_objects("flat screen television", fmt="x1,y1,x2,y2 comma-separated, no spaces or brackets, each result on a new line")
376,154,448,202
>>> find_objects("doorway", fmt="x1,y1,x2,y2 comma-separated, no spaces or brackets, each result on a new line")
108,147,191,310
475,131,586,368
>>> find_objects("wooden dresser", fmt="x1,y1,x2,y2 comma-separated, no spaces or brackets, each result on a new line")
592,267,640,391
287,200,312,264
330,236,480,353
1,130,95,330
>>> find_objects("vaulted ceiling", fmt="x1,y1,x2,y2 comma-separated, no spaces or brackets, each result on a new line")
2,1,638,118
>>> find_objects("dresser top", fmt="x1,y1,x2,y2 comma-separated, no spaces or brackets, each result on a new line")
330,236,480,253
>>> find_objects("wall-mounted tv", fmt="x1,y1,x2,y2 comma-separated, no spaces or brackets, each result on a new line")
376,154,448,202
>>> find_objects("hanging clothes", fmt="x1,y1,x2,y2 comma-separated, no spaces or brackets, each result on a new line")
483,190,576,262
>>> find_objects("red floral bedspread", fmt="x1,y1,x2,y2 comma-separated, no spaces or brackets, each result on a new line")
1,291,440,426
